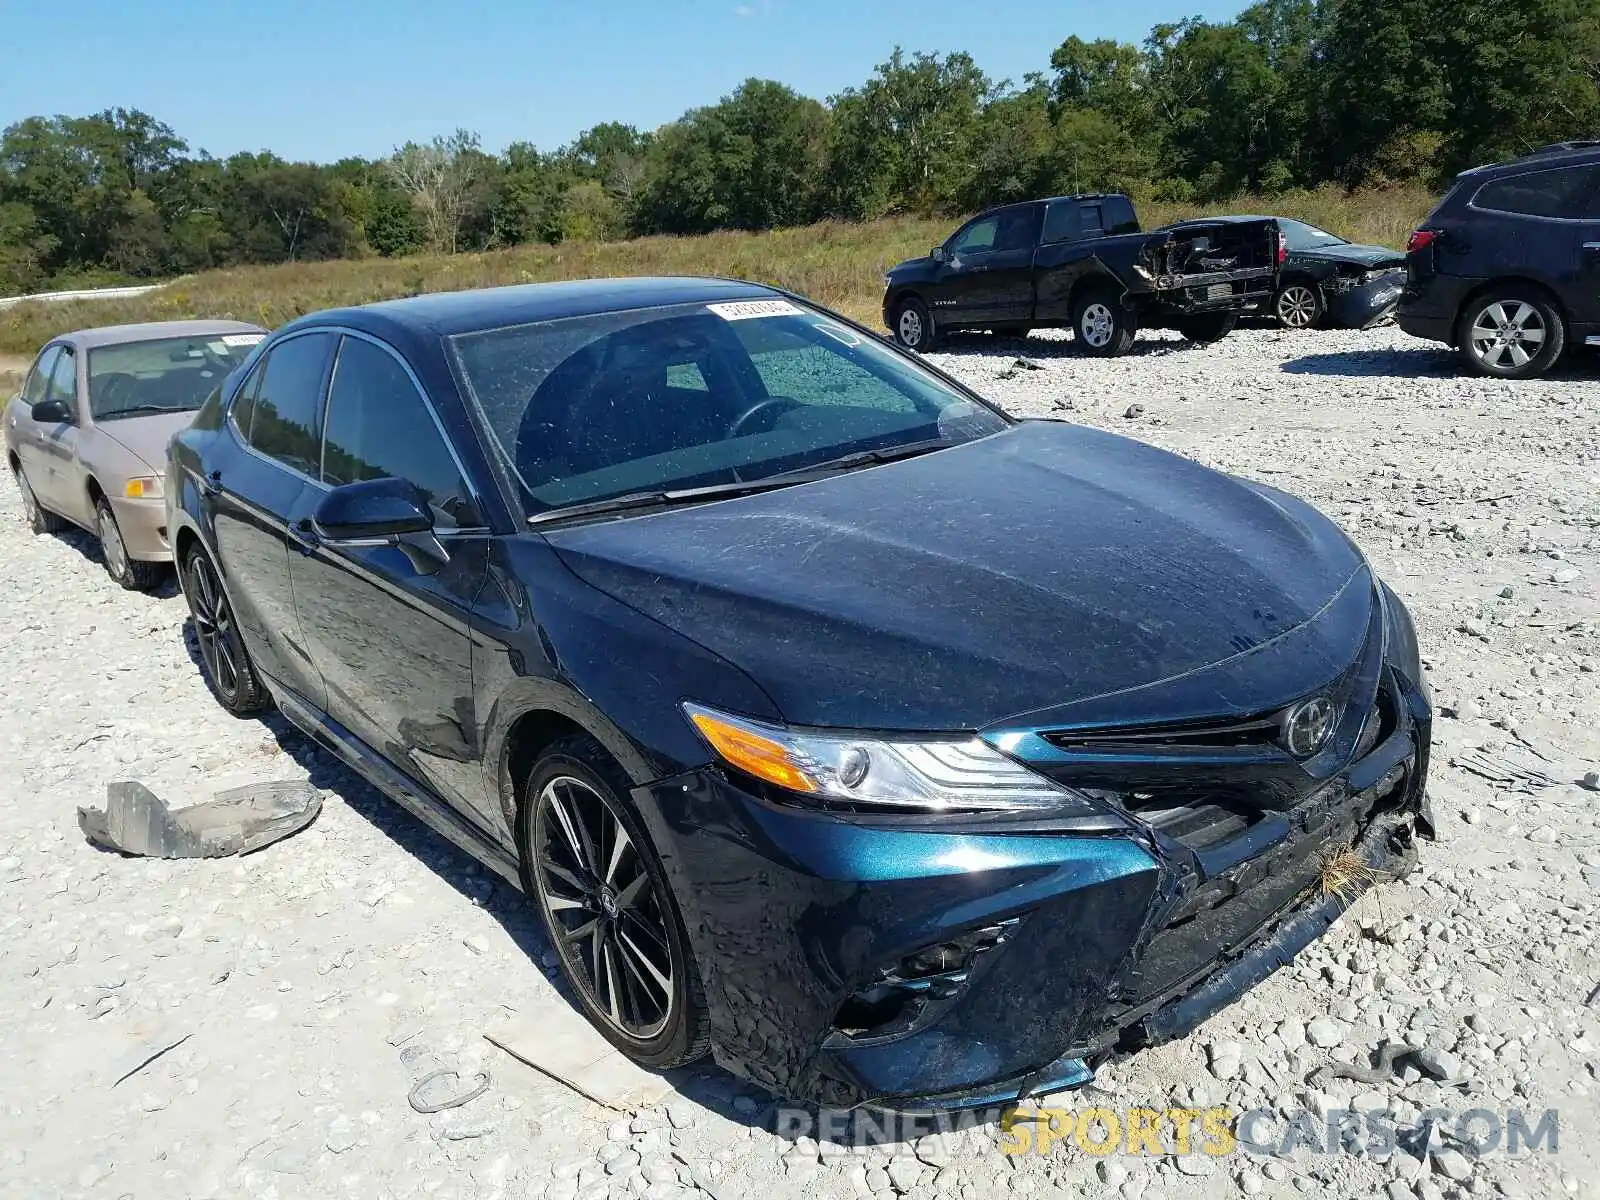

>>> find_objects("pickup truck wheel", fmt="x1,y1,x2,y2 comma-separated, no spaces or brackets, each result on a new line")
1274,282,1324,329
890,298,938,352
1177,312,1238,344
1071,292,1136,356
1456,287,1565,379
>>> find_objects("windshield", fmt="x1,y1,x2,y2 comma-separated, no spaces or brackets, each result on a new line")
88,333,264,421
449,299,1008,514
1278,219,1346,251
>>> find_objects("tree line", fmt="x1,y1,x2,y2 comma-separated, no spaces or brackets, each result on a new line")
2,0,1596,294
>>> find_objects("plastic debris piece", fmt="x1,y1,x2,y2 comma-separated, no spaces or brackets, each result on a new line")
408,1068,491,1114
78,780,321,858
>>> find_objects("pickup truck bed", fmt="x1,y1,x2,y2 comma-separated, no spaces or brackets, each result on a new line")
883,195,1280,355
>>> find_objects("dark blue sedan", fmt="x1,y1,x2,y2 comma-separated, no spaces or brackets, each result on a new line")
165,277,1434,1109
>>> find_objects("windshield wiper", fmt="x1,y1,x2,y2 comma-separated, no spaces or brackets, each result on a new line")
794,436,962,476
527,476,821,527
526,438,964,528
99,404,187,418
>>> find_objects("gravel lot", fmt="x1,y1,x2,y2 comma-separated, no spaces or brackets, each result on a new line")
2,324,1597,1200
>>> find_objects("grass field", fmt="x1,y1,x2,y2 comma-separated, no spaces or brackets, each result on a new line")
0,185,1435,359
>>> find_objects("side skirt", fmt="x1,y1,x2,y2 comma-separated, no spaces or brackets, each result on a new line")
272,685,524,888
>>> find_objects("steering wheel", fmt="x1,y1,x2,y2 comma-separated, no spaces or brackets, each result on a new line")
726,396,802,438
95,373,138,413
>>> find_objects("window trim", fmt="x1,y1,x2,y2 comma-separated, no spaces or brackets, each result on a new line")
1468,164,1600,223
319,329,489,532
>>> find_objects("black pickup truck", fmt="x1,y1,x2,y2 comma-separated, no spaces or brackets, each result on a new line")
882,194,1282,354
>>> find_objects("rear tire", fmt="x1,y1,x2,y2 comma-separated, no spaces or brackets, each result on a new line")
1455,286,1565,379
11,461,67,534
182,543,271,715
97,499,165,591
1177,312,1238,344
890,296,938,352
1071,289,1137,356
521,734,710,1070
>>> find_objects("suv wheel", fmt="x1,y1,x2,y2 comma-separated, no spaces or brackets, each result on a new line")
522,734,710,1070
1071,289,1137,356
890,297,938,352
183,544,271,714
1457,287,1565,379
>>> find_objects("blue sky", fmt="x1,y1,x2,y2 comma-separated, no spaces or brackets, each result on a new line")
0,0,1243,163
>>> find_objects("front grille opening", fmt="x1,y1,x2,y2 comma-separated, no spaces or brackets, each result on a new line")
1122,792,1255,850
1044,710,1283,752
1352,682,1399,761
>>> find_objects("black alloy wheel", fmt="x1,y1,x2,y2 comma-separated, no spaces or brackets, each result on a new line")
524,736,709,1068
184,545,269,714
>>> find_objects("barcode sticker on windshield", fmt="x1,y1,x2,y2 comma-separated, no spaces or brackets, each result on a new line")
707,300,802,321
220,333,265,347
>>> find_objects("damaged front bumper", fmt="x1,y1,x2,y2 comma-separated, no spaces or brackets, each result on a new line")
631,649,1433,1110
1324,269,1406,329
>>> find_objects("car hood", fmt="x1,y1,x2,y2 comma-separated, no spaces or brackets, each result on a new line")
887,255,936,278
1294,242,1405,268
546,422,1370,731
93,410,198,471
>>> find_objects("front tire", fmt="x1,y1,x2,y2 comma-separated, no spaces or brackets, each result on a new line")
890,296,938,352
182,544,270,715
11,462,67,534
1071,289,1137,356
96,499,164,591
1177,312,1238,344
522,735,710,1070
1274,281,1324,329
1456,287,1565,379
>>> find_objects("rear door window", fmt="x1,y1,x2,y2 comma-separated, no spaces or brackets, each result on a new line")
240,332,336,477
1473,165,1600,218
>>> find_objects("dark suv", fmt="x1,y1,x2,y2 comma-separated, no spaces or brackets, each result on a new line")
1399,142,1600,378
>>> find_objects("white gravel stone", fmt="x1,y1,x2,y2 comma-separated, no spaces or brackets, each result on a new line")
3,324,1599,1199
1307,1017,1346,1048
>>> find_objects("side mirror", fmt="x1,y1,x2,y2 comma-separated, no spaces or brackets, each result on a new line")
313,477,434,541
311,477,448,575
31,399,71,424
931,246,947,264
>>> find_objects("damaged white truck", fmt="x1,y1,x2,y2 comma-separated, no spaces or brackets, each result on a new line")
883,193,1282,354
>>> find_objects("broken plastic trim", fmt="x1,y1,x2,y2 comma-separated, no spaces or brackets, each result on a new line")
79,779,321,858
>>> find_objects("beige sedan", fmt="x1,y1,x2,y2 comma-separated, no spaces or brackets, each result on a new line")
4,320,266,590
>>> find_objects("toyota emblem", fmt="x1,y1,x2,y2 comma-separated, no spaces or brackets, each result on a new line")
1282,696,1336,757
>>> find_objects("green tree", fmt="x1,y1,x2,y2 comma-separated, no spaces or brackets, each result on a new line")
634,79,828,234
823,50,992,218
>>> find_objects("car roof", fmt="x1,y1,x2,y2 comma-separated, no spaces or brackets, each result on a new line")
1458,142,1600,178
300,276,783,341
59,319,266,350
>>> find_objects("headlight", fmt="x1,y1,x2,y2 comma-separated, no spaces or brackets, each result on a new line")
683,702,1096,814
124,476,163,499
